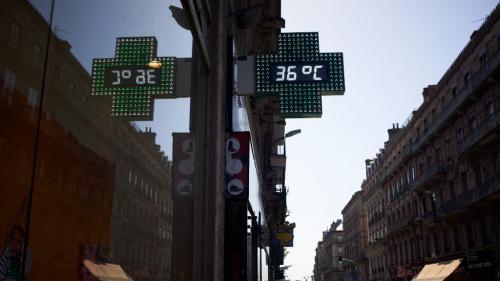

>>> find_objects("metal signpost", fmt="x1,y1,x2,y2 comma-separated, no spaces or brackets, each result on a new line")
224,132,251,281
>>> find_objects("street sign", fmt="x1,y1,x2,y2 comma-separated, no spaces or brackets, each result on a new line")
256,32,345,118
172,133,195,199
276,223,295,247
225,132,250,199
90,37,175,120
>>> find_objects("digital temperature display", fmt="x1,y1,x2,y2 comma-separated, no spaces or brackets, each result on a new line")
270,62,330,83
104,66,162,87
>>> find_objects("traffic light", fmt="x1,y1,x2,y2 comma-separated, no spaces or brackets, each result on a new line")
275,269,285,280
338,256,343,265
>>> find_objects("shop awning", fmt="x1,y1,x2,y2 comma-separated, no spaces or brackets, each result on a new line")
412,259,462,281
83,259,134,281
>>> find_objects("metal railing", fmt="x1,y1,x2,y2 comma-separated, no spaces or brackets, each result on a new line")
429,172,500,219
379,145,411,183
412,162,446,191
421,211,439,226
387,216,412,235
458,111,500,154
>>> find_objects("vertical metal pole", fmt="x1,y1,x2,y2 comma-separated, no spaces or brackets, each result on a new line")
259,213,263,281
171,41,198,281
21,0,55,279
225,36,234,133
224,35,249,281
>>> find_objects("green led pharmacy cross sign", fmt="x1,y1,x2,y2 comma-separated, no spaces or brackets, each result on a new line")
256,32,345,118
90,37,175,120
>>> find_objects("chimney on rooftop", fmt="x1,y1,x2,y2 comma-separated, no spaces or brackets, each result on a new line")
387,123,400,140
141,127,157,146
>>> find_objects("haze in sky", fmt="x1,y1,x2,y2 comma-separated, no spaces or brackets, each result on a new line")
282,0,498,279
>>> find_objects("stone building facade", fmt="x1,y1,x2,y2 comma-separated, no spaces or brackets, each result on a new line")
363,155,389,281
314,220,344,281
342,191,369,281
342,3,500,281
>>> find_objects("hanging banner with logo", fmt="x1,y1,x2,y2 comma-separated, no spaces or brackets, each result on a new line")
172,133,195,200
224,132,250,200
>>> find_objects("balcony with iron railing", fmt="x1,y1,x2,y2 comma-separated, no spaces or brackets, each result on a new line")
389,183,411,202
440,190,474,217
379,145,412,183
427,172,500,221
412,46,500,153
386,216,413,235
367,238,386,249
421,210,440,227
458,110,500,155
411,162,446,191
366,182,383,201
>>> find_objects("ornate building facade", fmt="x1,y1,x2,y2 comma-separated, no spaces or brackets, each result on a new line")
342,191,369,281
342,3,500,281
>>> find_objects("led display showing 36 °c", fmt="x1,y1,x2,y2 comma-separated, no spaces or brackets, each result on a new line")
270,62,330,83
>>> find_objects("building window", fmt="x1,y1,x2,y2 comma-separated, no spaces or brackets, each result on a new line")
485,97,495,120
425,236,431,257
493,152,500,171
443,229,450,253
449,180,456,200
468,112,477,132
473,165,484,190
479,216,491,245
453,225,462,250
433,233,441,256
3,68,16,93
28,87,39,107
479,52,488,66
68,81,76,94
456,125,463,143
452,86,458,98
33,43,42,67
463,72,471,86
466,221,476,248
461,172,469,192
445,138,452,160
9,21,21,48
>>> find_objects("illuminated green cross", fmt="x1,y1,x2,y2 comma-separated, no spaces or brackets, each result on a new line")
90,37,175,120
256,32,345,118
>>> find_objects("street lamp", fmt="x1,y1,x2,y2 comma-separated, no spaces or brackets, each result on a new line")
270,129,301,193
273,129,302,145
284,129,301,138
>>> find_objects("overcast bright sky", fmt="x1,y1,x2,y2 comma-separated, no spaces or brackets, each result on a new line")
33,0,499,280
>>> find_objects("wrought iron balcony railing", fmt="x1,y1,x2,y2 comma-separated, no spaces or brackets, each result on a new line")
386,216,413,235
458,111,500,155
412,162,446,191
